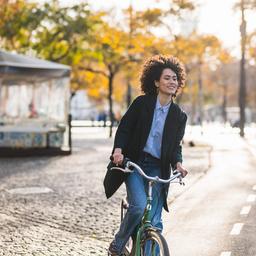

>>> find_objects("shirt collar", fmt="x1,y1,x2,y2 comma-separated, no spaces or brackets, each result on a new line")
156,97,172,113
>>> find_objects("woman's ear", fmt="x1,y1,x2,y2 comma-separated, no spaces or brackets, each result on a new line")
155,81,159,87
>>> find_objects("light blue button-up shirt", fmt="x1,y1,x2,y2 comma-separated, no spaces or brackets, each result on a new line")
143,98,171,159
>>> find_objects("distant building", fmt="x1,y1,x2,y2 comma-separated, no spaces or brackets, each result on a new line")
203,105,252,125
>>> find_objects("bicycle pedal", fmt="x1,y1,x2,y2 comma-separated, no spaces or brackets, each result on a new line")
123,203,129,209
107,250,120,256
121,198,129,209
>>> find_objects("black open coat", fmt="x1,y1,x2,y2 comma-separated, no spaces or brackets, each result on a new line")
104,94,187,211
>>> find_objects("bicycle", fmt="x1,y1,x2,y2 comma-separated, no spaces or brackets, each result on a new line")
110,158,185,256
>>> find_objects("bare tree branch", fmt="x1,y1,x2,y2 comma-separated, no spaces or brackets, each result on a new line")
78,66,108,77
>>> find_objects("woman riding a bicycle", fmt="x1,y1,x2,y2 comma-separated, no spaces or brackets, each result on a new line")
104,54,188,256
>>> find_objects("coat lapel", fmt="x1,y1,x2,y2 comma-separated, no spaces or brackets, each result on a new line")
140,95,156,150
161,102,179,159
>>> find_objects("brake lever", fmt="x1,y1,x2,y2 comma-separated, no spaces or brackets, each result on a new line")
179,177,185,186
125,166,133,173
110,166,133,173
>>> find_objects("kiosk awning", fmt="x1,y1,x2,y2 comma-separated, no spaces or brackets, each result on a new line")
0,50,71,83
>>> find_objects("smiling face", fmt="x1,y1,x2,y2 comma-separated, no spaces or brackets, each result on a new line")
155,68,178,97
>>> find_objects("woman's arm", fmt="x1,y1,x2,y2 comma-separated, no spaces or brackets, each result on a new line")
171,111,187,175
112,96,143,159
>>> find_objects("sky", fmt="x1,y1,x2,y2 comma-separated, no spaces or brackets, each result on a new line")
88,0,256,57
46,0,256,57
195,0,254,57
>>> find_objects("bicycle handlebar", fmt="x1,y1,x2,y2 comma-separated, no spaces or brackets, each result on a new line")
110,158,184,185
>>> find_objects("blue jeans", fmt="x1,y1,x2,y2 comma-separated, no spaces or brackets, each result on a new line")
114,154,164,254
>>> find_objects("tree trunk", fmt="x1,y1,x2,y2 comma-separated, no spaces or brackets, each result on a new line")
239,0,247,137
126,80,132,108
222,84,227,124
198,61,203,131
108,73,114,138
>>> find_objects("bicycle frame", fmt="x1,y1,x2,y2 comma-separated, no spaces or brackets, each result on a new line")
111,159,183,256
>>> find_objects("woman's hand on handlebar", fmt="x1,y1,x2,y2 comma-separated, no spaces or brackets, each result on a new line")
112,148,124,165
176,162,188,178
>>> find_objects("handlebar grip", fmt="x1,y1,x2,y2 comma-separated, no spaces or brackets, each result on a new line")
109,155,130,167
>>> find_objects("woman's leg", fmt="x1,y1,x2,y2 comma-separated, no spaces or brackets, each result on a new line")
113,169,147,254
149,178,164,231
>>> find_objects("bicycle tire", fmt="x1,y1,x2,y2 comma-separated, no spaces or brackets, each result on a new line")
140,230,170,256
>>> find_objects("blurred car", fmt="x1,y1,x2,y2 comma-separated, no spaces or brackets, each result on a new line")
231,120,240,128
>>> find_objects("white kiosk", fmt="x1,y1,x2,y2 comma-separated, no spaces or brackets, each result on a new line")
0,50,71,156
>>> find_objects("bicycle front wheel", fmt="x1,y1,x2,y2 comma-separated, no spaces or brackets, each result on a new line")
140,230,170,256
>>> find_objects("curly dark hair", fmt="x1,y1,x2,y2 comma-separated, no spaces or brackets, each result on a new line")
140,55,186,96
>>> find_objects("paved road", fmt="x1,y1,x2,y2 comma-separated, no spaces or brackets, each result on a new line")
163,127,256,256
0,127,211,256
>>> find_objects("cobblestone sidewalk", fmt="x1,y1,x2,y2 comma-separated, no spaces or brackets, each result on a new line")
0,129,212,256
